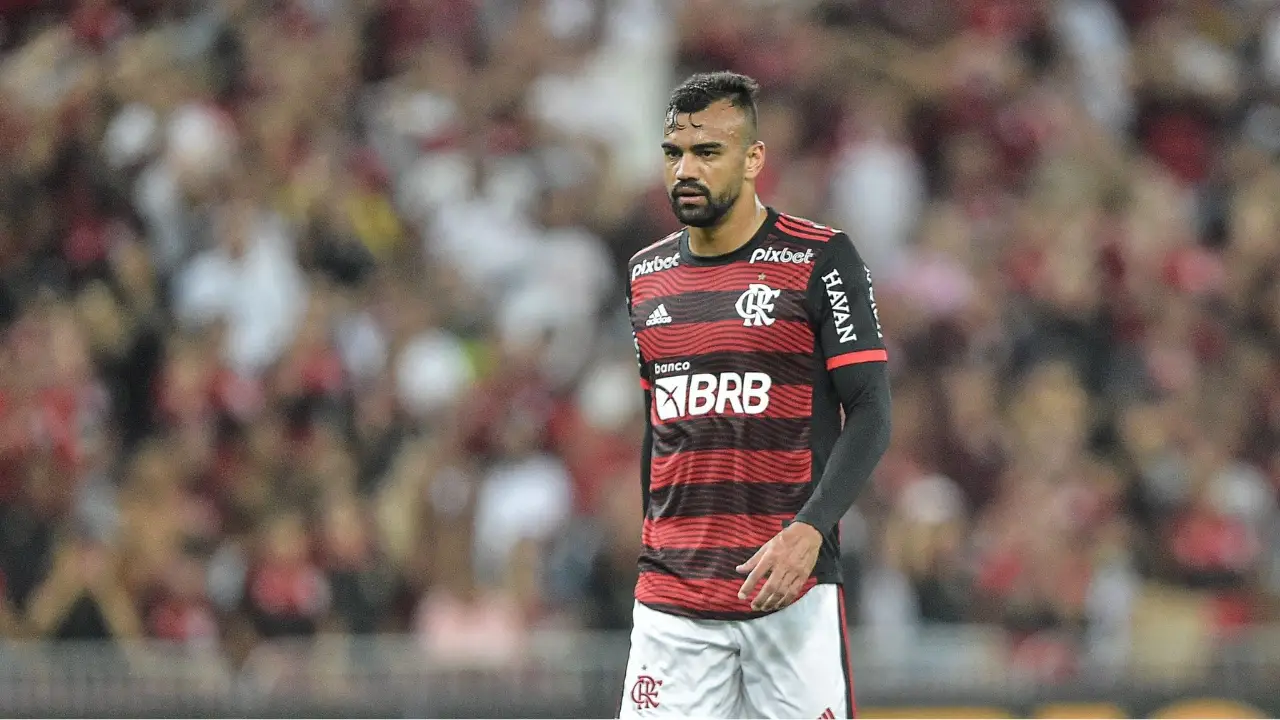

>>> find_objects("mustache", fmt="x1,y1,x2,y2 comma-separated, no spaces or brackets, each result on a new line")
671,182,710,197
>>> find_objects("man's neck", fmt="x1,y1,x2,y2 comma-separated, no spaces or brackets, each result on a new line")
687,197,767,258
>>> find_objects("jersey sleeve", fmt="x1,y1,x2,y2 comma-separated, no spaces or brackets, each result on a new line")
793,233,892,535
807,233,887,370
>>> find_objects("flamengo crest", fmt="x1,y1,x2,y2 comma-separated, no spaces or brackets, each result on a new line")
631,674,662,710
736,283,780,327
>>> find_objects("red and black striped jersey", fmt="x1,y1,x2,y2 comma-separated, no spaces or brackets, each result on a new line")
626,208,888,620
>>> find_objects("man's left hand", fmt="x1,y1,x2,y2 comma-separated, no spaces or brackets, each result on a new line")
736,522,823,612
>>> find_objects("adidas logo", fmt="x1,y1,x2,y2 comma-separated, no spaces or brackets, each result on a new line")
646,304,672,326
818,709,836,719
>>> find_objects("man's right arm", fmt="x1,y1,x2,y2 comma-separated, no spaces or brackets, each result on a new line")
639,393,653,516
628,281,653,517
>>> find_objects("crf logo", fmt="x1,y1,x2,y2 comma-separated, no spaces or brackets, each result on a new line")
630,674,663,710
652,372,771,421
736,283,781,327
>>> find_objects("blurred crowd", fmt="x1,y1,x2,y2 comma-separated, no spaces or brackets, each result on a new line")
0,0,1278,683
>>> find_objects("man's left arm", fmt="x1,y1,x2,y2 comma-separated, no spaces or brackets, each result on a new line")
794,234,892,532
738,234,891,610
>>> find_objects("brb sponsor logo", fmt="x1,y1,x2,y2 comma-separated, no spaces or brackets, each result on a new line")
653,372,771,421
653,361,690,375
632,252,680,280
750,246,814,265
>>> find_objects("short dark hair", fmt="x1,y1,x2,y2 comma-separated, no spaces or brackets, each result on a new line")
665,71,760,141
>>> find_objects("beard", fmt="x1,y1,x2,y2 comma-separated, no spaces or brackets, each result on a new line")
669,180,740,228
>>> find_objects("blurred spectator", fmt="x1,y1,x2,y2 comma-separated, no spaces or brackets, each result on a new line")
244,510,329,639
25,526,141,642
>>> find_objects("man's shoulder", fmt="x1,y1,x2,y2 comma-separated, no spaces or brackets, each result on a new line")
769,211,864,269
771,211,846,246
629,230,683,265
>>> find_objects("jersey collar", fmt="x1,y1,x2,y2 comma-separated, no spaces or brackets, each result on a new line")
679,206,778,267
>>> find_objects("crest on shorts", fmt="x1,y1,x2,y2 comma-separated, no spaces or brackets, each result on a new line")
630,673,663,710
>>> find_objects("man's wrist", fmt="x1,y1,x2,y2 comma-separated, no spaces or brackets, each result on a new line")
789,519,825,540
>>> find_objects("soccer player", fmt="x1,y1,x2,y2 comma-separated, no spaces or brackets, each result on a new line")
620,72,892,719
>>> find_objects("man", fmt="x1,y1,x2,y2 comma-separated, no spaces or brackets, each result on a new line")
621,71,892,719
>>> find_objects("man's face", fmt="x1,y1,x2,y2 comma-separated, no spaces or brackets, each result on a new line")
662,100,763,228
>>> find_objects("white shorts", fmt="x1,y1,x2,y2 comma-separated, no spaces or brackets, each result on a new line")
618,584,855,719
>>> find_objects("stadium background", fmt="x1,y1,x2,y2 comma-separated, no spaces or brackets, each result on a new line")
0,0,1278,716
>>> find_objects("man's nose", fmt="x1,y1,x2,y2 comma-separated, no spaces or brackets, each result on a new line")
674,155,699,182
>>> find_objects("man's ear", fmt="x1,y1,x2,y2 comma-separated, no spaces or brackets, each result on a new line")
744,140,766,182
